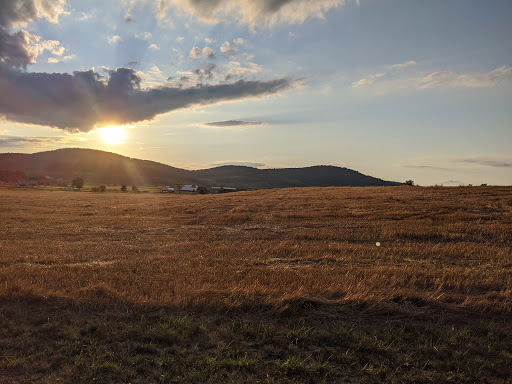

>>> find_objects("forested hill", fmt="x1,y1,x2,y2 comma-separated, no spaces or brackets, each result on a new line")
0,148,401,188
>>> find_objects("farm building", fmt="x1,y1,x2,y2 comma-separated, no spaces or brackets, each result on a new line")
161,185,199,192
180,185,198,192
211,187,238,193
18,178,39,186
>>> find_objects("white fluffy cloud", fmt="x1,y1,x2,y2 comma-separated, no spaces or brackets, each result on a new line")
189,46,201,60
202,47,216,59
0,0,68,29
39,40,65,56
225,61,263,80
107,35,121,44
135,32,152,40
220,38,243,57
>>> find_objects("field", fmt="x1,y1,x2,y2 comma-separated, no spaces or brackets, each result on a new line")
1,186,511,383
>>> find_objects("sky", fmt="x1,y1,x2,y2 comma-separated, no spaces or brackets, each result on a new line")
0,0,511,186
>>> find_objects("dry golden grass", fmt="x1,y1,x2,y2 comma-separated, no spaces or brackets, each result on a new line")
1,186,511,383
1,186,511,313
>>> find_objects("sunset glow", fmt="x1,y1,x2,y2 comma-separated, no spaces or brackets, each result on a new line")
0,0,510,185
97,126,129,144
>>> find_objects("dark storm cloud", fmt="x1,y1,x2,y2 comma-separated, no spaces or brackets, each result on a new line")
203,120,265,127
0,67,294,132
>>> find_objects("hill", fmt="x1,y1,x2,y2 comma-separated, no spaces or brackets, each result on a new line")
0,148,401,188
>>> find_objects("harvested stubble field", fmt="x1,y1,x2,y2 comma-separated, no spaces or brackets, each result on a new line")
0,186,511,383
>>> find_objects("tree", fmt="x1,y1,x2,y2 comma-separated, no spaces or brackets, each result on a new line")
132,185,139,192
174,181,183,194
98,185,106,192
405,180,414,186
72,177,84,190
121,185,127,191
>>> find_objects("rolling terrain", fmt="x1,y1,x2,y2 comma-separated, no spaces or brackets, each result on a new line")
0,186,511,383
0,148,401,188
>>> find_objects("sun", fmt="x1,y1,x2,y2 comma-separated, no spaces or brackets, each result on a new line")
97,125,129,144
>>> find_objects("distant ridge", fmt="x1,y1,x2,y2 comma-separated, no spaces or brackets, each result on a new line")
0,148,401,188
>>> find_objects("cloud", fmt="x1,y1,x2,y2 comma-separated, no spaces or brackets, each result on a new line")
154,0,351,29
352,60,416,88
0,28,66,68
189,46,201,59
389,60,416,70
192,62,218,80
454,158,512,168
0,28,41,68
176,36,184,42
242,52,254,61
225,61,263,80
149,43,160,50
401,165,449,171
202,47,216,59
107,35,121,44
79,12,92,21
212,161,265,167
0,1,69,69
0,0,68,29
420,66,512,88
40,40,65,56
0,0,295,134
352,73,384,88
48,57,60,63
202,120,265,128
135,32,152,40
143,65,167,87
220,39,243,57
0,67,295,132
0,135,84,147
353,64,512,91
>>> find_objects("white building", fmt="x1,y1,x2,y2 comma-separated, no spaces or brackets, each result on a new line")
161,185,199,192
180,185,198,192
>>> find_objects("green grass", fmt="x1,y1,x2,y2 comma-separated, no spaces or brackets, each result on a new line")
1,295,511,383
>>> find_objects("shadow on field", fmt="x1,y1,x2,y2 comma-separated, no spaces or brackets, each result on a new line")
1,293,511,383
